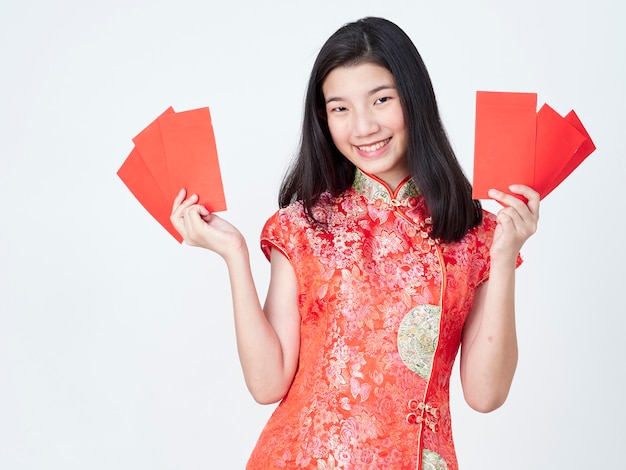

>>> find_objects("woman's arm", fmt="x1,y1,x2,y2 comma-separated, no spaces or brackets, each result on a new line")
230,247,300,404
459,185,539,412
171,190,301,404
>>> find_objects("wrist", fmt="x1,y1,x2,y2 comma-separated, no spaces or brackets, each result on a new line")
222,241,250,267
489,250,519,271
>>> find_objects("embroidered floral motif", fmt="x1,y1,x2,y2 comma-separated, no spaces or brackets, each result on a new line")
250,170,502,470
397,304,442,379
353,168,420,205
423,449,449,470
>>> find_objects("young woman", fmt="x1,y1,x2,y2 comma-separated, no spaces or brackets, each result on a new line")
171,17,539,470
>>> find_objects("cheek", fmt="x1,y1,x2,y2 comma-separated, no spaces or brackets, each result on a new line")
386,103,406,133
327,119,350,147
390,112,406,133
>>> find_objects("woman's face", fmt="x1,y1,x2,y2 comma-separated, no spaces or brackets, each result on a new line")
322,62,408,191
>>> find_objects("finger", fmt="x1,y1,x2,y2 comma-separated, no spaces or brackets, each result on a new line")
494,200,538,241
509,185,540,218
495,205,522,232
487,188,527,210
182,205,210,242
488,187,536,222
171,193,200,235
198,204,210,217
172,188,187,212
504,185,540,235
182,207,196,239
171,193,199,218
199,207,212,223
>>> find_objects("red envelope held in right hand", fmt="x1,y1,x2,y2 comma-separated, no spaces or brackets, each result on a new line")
117,106,226,242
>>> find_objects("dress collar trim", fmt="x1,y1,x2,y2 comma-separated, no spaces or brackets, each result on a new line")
352,169,420,206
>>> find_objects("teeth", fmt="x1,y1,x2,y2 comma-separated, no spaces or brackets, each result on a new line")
358,139,390,152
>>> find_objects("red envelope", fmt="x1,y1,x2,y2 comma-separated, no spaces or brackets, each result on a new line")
545,110,596,197
132,107,175,199
472,91,595,201
472,91,538,199
534,104,588,198
158,107,226,212
117,106,226,242
117,147,183,243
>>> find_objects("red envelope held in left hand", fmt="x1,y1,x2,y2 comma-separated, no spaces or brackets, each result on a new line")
473,91,596,201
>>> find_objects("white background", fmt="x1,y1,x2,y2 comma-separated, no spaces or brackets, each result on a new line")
1,0,625,468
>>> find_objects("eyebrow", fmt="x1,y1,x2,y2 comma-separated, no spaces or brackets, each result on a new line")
325,84,397,104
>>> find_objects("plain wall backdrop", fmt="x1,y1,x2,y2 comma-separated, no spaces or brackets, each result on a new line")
1,0,625,468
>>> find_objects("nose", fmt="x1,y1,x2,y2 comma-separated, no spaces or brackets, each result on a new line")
352,108,379,137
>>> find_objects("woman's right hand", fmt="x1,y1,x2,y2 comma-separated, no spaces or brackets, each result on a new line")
170,188,245,260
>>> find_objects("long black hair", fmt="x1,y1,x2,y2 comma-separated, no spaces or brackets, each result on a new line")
279,17,482,243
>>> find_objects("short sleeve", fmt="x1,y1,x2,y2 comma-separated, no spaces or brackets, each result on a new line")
260,210,291,262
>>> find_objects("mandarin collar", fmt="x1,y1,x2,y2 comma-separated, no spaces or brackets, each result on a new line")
352,169,420,206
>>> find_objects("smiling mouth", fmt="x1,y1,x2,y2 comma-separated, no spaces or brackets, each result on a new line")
356,138,390,153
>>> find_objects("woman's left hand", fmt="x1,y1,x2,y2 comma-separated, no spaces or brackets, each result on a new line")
488,185,540,264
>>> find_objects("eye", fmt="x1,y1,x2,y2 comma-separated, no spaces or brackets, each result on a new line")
375,96,391,105
330,106,348,113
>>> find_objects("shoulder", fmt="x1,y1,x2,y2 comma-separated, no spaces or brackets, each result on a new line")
264,191,345,231
262,199,311,234
260,195,330,261
260,192,348,260
260,202,303,260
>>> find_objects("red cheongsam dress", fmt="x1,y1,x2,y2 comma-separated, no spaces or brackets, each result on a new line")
247,169,512,469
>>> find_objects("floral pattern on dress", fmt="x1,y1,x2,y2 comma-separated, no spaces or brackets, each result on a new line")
397,304,442,379
248,169,517,470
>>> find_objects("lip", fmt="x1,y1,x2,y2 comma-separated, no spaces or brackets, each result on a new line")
354,137,391,157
